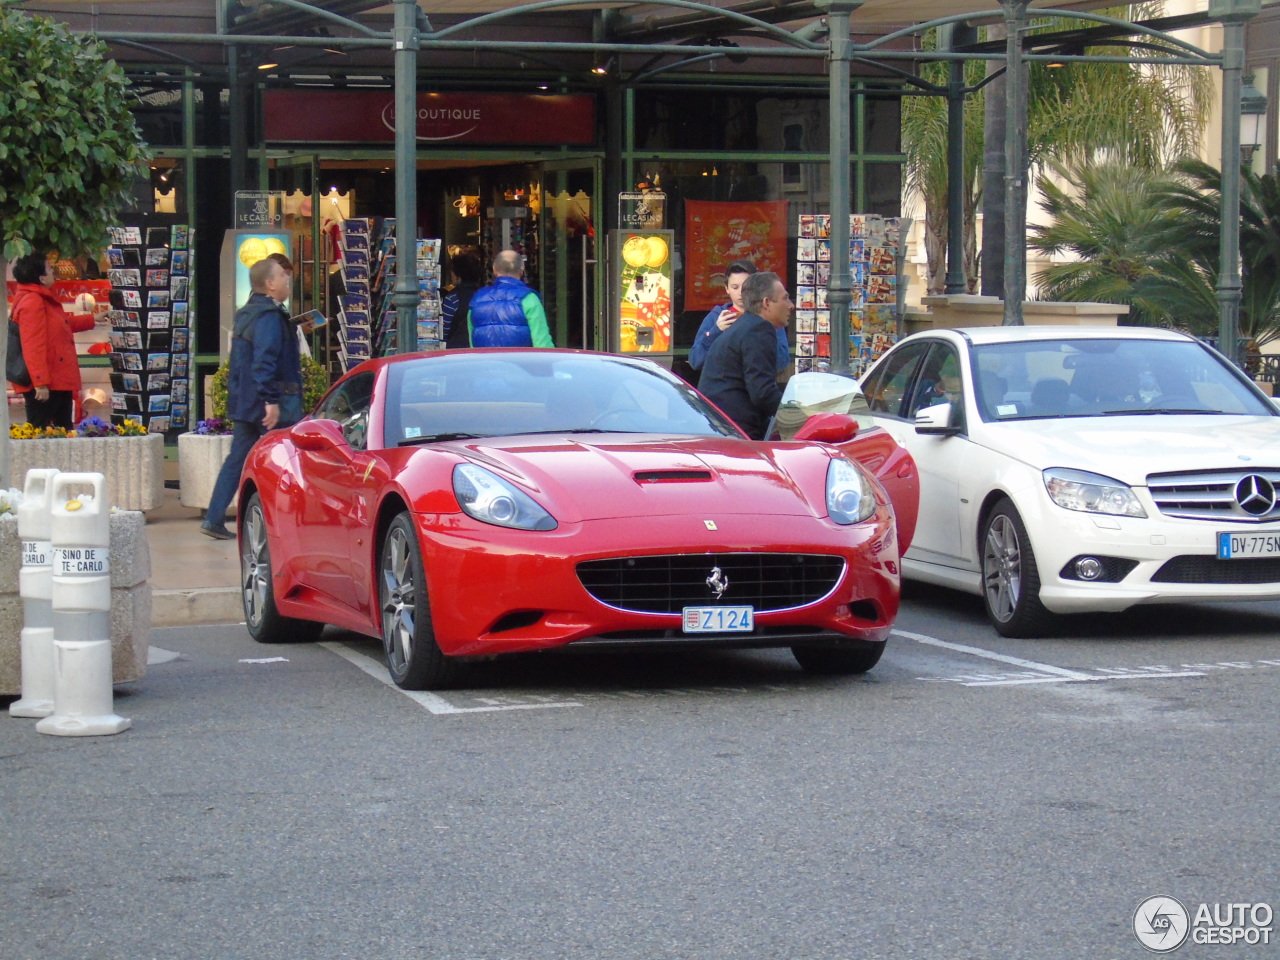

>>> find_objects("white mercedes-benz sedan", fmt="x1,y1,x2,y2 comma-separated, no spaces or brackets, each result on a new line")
856,325,1280,636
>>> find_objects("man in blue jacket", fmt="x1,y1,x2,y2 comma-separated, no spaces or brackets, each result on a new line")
201,256,301,540
467,250,554,348
697,271,792,440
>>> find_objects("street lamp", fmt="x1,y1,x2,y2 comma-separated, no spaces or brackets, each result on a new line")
1241,76,1267,165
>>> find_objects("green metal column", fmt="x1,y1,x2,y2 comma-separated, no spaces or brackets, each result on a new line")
1001,0,1029,325
816,0,863,375
393,0,420,354
1214,0,1261,366
942,23,976,295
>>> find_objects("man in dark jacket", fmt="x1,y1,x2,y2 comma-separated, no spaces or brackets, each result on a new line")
201,256,301,540
697,271,793,440
467,249,554,348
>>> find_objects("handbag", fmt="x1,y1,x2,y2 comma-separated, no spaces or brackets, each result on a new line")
7,318,31,388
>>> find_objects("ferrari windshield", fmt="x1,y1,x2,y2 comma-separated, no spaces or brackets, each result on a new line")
971,337,1276,422
384,353,742,444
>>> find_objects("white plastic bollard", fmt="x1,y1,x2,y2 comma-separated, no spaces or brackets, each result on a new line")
9,468,60,718
35,472,130,737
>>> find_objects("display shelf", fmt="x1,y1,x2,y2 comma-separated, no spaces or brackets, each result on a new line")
793,214,903,376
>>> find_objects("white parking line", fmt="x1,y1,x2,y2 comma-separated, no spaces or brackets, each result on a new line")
892,629,1208,686
319,642,583,714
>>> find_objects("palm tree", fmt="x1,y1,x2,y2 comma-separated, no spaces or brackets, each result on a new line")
901,30,988,295
1029,160,1179,327
965,3,1213,296
1145,158,1280,348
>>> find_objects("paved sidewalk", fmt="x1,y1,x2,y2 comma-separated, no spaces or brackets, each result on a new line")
148,488,243,627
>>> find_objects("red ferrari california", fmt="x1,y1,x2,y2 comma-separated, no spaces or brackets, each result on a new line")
237,350,918,689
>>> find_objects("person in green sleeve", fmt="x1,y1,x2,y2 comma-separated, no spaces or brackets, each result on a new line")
467,249,554,348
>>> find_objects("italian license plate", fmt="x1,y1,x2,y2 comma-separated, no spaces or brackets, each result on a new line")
1217,532,1280,559
682,605,755,634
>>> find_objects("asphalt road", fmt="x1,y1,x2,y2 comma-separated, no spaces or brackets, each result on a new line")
3,584,1279,960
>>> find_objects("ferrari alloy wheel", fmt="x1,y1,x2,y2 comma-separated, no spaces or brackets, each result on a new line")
981,499,1053,638
791,640,884,675
379,513,459,690
241,493,324,644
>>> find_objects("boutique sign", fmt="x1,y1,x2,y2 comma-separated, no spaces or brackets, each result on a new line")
264,91,595,146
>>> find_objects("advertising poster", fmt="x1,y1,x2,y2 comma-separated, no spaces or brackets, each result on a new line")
613,229,673,353
684,200,788,312
233,233,291,309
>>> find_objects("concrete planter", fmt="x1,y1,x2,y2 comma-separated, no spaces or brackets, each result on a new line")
178,432,235,515
9,433,165,514
0,511,152,694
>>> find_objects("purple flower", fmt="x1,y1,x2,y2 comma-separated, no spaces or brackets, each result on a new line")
194,417,232,436
75,416,118,438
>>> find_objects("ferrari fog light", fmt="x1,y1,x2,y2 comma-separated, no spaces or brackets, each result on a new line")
827,458,876,525
1074,557,1103,581
1043,467,1146,518
452,464,557,531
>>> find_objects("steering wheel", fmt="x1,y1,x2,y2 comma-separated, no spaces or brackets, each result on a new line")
587,409,635,431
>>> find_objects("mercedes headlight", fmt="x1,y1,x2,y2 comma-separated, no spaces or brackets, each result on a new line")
1043,467,1146,518
827,458,876,525
453,464,558,531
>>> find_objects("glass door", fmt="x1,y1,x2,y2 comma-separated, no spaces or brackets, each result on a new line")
539,160,601,350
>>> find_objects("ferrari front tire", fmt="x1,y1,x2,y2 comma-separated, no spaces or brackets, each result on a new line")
379,513,460,690
241,492,325,644
981,498,1053,638
791,640,884,675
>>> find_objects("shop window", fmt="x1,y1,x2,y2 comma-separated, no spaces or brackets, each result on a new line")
863,95,902,154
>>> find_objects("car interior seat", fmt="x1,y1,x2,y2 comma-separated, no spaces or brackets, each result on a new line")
1072,357,1140,408
1029,377,1070,416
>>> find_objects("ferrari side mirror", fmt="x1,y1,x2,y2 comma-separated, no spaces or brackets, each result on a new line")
290,418,347,451
794,412,859,444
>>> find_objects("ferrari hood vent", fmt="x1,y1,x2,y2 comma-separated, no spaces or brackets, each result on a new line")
633,469,714,483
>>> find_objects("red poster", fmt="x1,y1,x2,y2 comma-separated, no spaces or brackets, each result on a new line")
683,200,789,312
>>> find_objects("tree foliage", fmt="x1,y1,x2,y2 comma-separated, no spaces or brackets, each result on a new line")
0,7,150,260
1029,161,1180,326
1029,157,1280,349
1145,158,1280,348
907,3,1213,295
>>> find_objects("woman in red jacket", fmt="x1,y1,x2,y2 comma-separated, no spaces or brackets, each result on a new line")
10,252,95,428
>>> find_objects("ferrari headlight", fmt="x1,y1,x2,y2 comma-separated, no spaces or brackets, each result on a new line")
453,464,558,531
1043,467,1146,518
827,458,876,525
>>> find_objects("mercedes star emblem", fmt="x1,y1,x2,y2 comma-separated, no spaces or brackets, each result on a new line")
1235,474,1277,516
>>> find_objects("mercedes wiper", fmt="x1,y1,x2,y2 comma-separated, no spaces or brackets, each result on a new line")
1095,408,1223,416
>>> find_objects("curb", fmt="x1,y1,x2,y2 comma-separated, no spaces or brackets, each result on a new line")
153,587,243,627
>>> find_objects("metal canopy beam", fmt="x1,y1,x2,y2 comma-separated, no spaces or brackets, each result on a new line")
68,0,1255,363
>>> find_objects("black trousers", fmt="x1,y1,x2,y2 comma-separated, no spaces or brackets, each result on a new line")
23,390,75,429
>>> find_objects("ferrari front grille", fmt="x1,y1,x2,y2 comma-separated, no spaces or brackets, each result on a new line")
576,552,846,614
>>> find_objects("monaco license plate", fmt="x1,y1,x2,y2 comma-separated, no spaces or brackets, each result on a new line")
1217,532,1280,559
682,605,755,634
